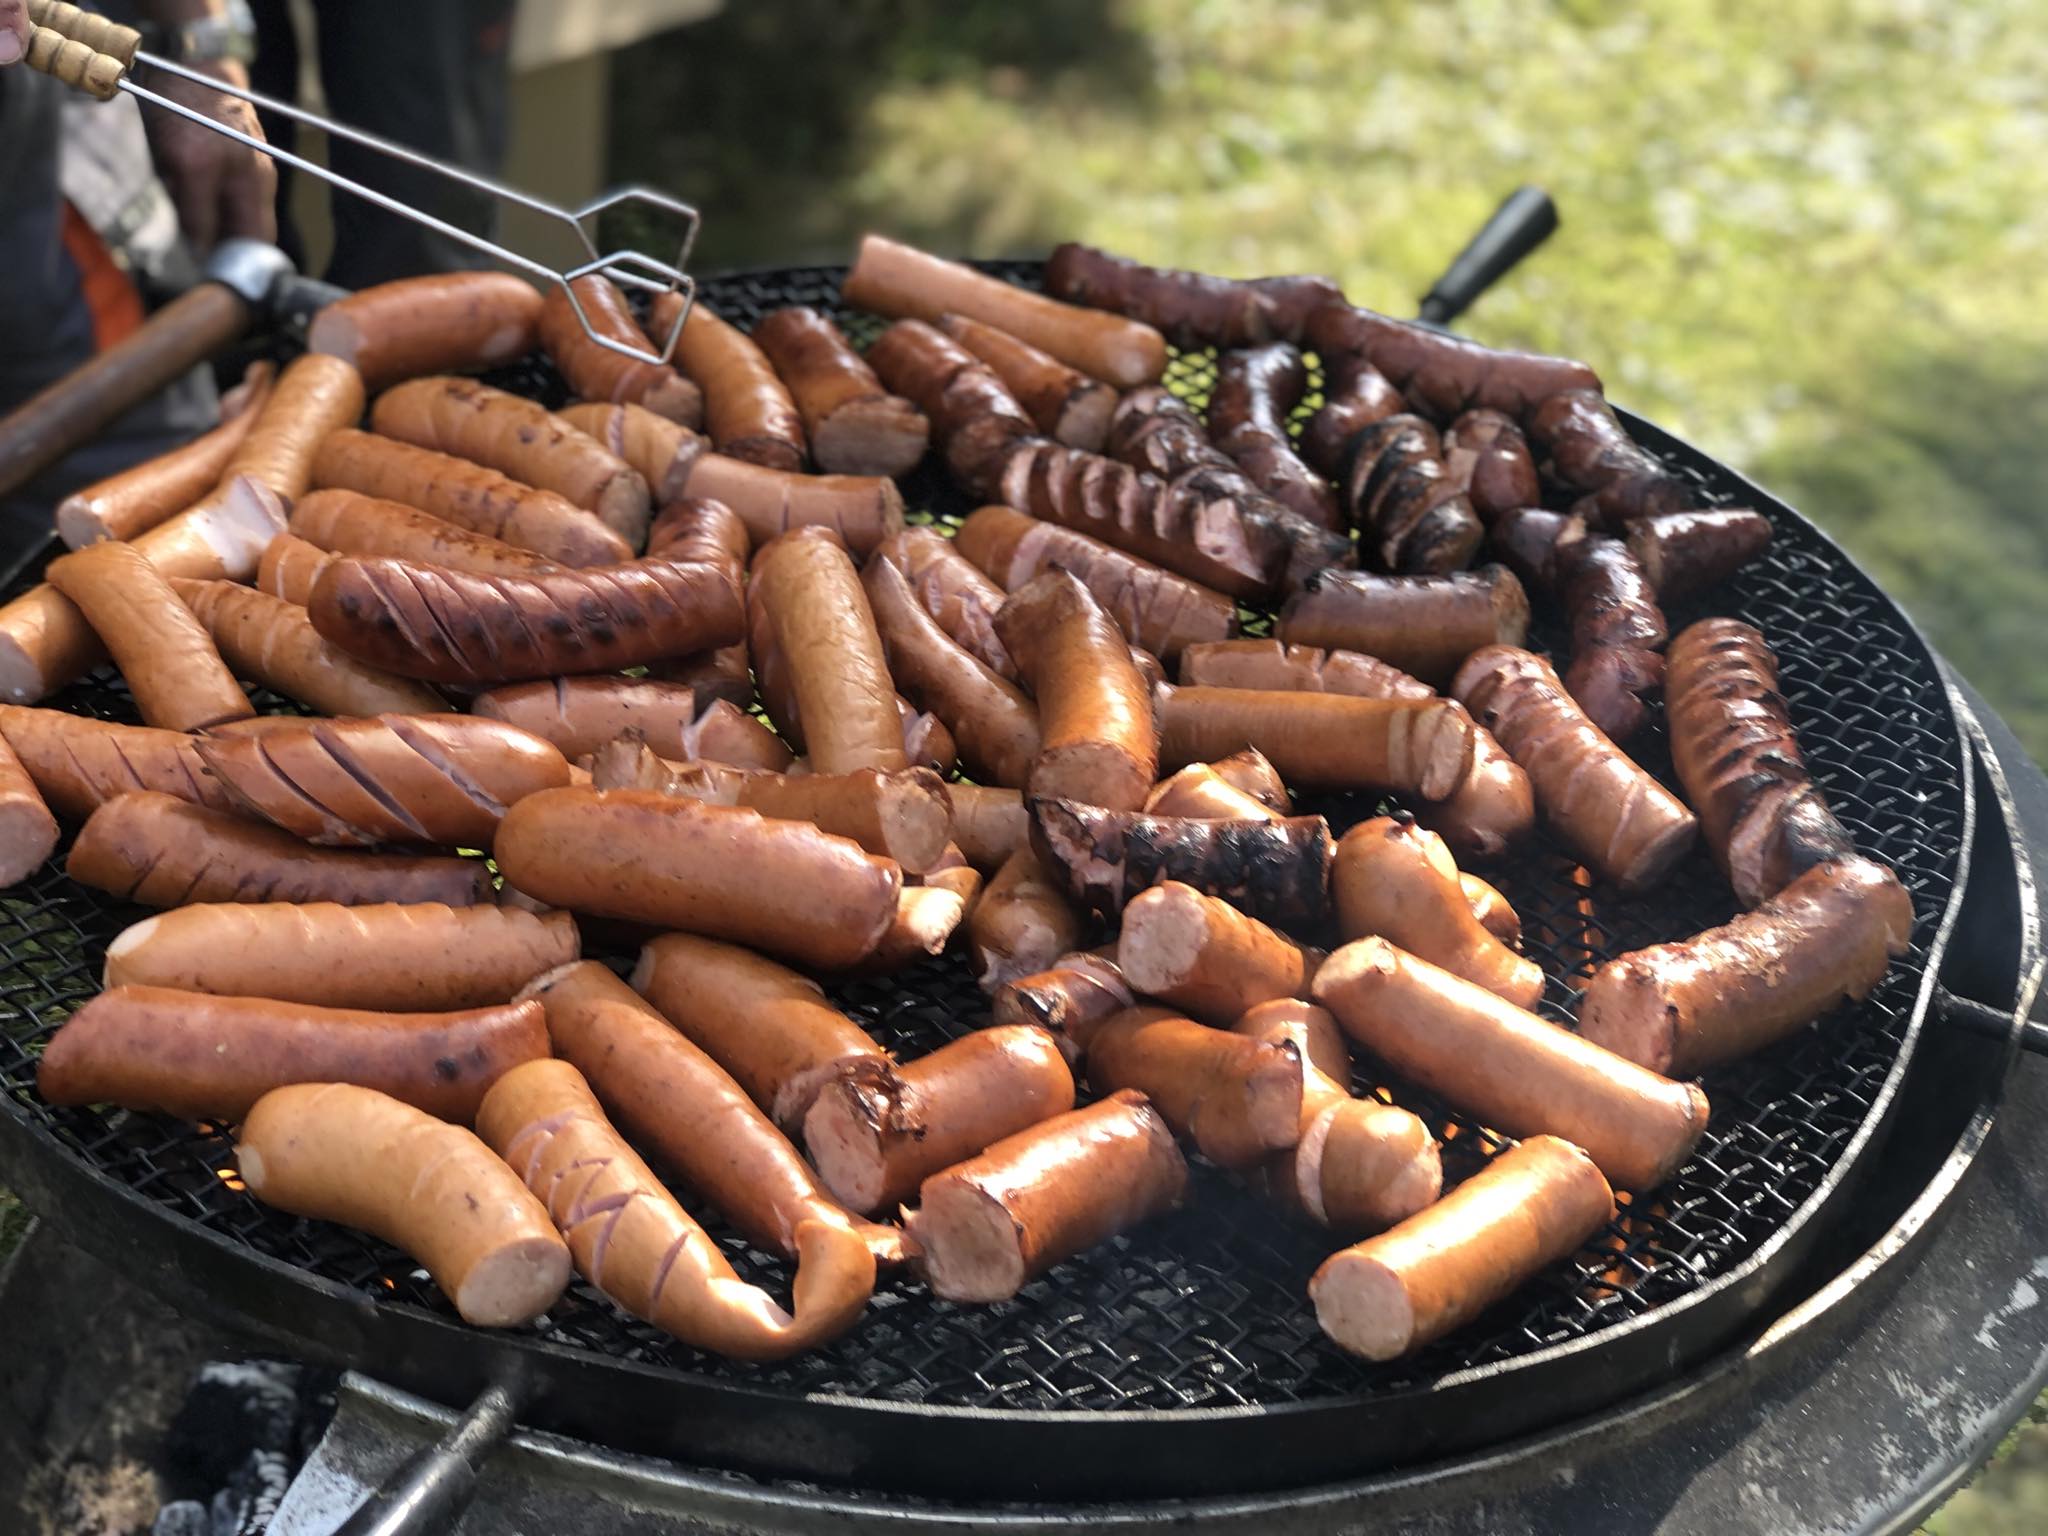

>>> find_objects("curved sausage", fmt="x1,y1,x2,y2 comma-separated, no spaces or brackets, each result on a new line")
752,305,929,476
682,451,905,557
873,526,1015,679
1579,857,1910,1075
1337,414,1485,574
1302,349,1403,479
991,948,1132,1062
1331,817,1542,1009
307,272,544,392
1208,748,1292,814
495,786,901,971
752,532,906,774
1142,763,1282,822
472,676,751,762
40,986,547,1123
844,234,1168,388
863,318,1040,499
1044,243,1343,348
171,578,445,718
1314,937,1709,1192
904,1090,1187,1302
803,1025,1076,1215
235,1083,571,1327
994,569,1158,812
1154,683,1475,800
1276,565,1527,686
45,541,252,731
1310,1135,1614,1360
951,783,1028,873
1453,646,1698,893
540,275,702,425
0,734,58,886
967,845,1085,992
1552,535,1668,742
662,297,807,472
479,1058,874,1359
1626,509,1773,599
1116,881,1318,1026
1209,344,1340,530
257,533,336,605
632,932,886,1131
1441,408,1539,525
1526,389,1694,527
936,312,1115,451
1083,1005,1302,1169
0,707,229,818
1305,305,1602,423
104,901,578,1009
372,377,651,549
189,353,366,510
68,792,493,908
556,400,705,505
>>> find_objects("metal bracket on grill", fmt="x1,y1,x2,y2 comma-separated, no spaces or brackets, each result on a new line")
327,1376,524,1536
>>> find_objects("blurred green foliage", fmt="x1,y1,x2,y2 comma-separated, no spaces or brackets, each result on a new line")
614,0,2048,756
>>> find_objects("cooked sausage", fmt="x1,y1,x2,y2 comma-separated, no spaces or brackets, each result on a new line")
1332,818,1542,1009
967,845,1086,991
1116,881,1318,1026
496,786,900,970
638,494,756,702
863,318,1040,498
873,526,1015,679
1083,1006,1302,1169
953,504,1235,665
1043,243,1342,347
556,401,705,504
632,933,887,1131
526,960,904,1264
1208,748,1292,814
540,275,703,425
951,783,1029,873
1155,684,1475,800
803,1025,1076,1215
855,883,970,972
307,272,544,392
1302,349,1404,479
41,984,547,1122
752,532,906,774
1336,414,1485,575
1625,509,1773,599
1310,1135,1614,1360
1305,305,1602,424
373,377,652,549
1276,565,1528,686
257,533,335,606
183,353,366,515
1525,389,1694,527
1454,646,1698,893
1663,618,1855,906
1209,344,1340,530
0,733,58,886
660,296,808,472
1441,408,1539,525
1462,874,1520,946
995,569,1158,812
236,1082,571,1327
990,947,1133,1061
1142,763,1282,822
1029,795,1332,928
683,451,906,557
1315,937,1709,1192
752,305,928,476
104,901,577,1009
472,677,749,762
904,1089,1187,1302
45,541,252,730
291,483,575,580
936,312,1115,451
68,792,492,908
308,551,743,686
0,707,230,818
1580,858,1910,1075
192,714,570,848
171,579,445,717
844,233,1168,388
480,1058,874,1359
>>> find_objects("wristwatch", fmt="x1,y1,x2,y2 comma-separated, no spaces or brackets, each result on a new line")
160,0,257,67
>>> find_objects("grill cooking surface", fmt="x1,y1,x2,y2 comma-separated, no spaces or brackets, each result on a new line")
0,264,1964,1417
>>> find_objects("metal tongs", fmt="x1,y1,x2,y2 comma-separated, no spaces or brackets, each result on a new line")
20,0,700,368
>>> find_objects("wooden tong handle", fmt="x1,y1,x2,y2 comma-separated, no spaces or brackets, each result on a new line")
23,1,139,102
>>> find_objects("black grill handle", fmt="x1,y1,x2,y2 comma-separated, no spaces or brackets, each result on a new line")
330,1378,522,1536
1417,185,1558,328
1937,987,2048,1056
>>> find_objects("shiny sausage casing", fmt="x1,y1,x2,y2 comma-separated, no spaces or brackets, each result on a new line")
1082,1005,1303,1169
307,272,544,392
1277,565,1529,687
754,305,930,477
1155,683,1475,801
0,707,232,819
1116,881,1318,1026
665,297,808,472
751,532,907,775
1043,243,1342,349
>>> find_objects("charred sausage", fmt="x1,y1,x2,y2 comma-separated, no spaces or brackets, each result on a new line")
754,305,929,476
1440,408,1540,525
1209,344,1340,529
1336,414,1485,574
936,312,1115,451
1043,243,1342,349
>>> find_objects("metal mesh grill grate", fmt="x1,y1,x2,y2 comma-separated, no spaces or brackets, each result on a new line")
0,263,1963,1415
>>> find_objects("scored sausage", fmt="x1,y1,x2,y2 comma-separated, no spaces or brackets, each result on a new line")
1440,408,1540,525
539,275,703,425
1625,509,1773,599
171,579,445,718
1116,881,1319,1026
1209,344,1340,530
662,296,808,472
1083,1005,1303,1169
753,305,929,477
257,533,336,606
863,318,1038,500
967,844,1085,992
1336,413,1485,574
472,676,748,762
0,707,229,818
1155,683,1475,800
1306,304,1602,424
556,400,704,504
751,532,907,774
1277,565,1529,686
0,733,58,886
1302,348,1403,479
873,526,1015,679
937,312,1115,451
307,272,544,392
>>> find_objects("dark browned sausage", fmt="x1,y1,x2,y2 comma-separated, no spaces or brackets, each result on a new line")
1208,344,1340,530
936,313,1115,452
1338,414,1484,574
1525,389,1695,526
1302,349,1404,479
1277,566,1528,686
1305,304,1603,423
1044,243,1343,348
1625,509,1774,598
753,305,930,477
1441,408,1540,524
863,318,1040,499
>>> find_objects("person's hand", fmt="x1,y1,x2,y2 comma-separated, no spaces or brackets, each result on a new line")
144,57,278,252
0,0,29,68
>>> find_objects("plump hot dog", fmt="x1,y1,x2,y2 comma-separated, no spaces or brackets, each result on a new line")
752,304,929,476
1302,349,1404,479
1311,1135,1615,1360
1663,618,1854,906
311,430,631,567
473,676,751,762
844,233,1168,388
308,551,743,686
632,932,888,1131
995,569,1158,812
1044,243,1343,348
1453,645,1698,892
104,901,577,1009
1116,881,1319,1026
0,734,58,887
1305,304,1602,423
991,947,1133,1061
1332,817,1541,1009
307,272,544,392
68,792,492,907
967,845,1086,991
496,786,901,970
257,533,335,606
905,1089,1187,1302
951,783,1029,872
1154,683,1476,800
1208,344,1340,529
480,1058,874,1358
372,377,652,549
236,1082,571,1327
172,579,445,718
187,353,366,517
1337,413,1486,574
192,714,570,848
1082,1005,1302,1169
1525,388,1694,527
1142,763,1282,822
752,532,907,774
526,960,904,1264
660,296,808,472
1579,857,1910,1076
936,312,1116,451
685,451,907,557
1029,795,1333,928
45,541,252,731
1625,509,1773,598
873,526,1015,678
1315,937,1709,1192
40,985,547,1123
539,275,702,425
803,1025,1076,1216
1276,565,1528,686
0,707,229,818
